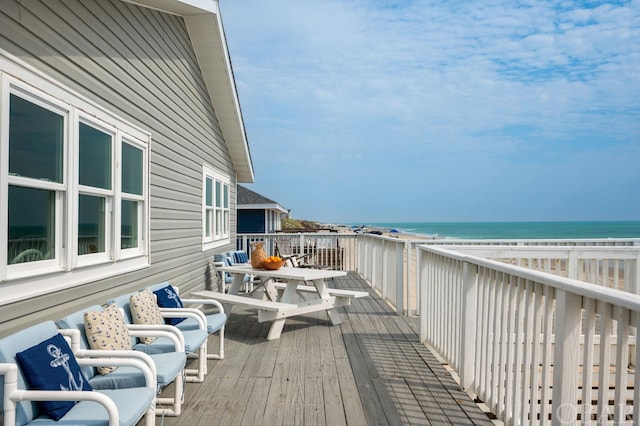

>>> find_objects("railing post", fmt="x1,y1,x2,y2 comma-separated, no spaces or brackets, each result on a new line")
551,289,582,426
459,261,478,392
567,248,579,279
633,251,640,295
396,241,404,315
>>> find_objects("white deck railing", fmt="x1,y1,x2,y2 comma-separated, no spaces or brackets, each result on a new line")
236,233,358,271
238,234,640,316
419,245,640,425
238,233,640,423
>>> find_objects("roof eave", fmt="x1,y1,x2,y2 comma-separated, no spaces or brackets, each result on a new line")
121,0,255,183
239,203,289,214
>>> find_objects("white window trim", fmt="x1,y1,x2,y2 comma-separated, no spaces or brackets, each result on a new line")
0,51,151,306
202,164,230,251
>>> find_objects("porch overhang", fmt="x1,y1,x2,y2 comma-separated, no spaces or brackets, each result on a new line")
239,203,289,214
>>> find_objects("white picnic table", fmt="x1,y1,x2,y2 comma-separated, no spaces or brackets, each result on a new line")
192,265,367,340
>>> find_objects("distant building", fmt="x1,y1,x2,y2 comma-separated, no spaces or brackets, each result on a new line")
237,185,288,233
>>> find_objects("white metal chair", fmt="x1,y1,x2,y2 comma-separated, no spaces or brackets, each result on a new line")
57,304,187,417
0,321,156,426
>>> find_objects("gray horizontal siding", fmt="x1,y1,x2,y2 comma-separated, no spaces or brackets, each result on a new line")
0,0,239,335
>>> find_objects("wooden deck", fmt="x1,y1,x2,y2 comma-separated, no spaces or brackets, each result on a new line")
154,273,495,425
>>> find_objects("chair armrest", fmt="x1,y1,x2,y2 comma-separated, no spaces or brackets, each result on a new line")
180,298,225,314
126,325,185,352
158,307,208,329
75,356,157,389
58,328,83,352
73,348,158,381
19,389,121,425
0,363,122,426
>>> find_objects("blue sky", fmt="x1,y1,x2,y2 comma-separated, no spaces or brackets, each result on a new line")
219,0,640,224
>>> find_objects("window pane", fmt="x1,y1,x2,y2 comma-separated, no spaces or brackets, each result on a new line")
9,94,63,182
206,177,213,207
78,195,105,255
121,200,138,249
215,181,221,207
79,123,111,189
223,184,229,208
122,142,142,195
205,210,212,238
8,186,55,264
216,210,222,235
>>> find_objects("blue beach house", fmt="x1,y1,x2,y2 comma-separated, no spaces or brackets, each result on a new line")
0,0,254,335
237,185,289,234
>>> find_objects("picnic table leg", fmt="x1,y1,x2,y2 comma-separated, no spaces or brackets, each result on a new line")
311,279,342,325
266,318,286,340
224,274,246,314
260,277,279,301
279,280,303,303
264,280,301,339
229,274,245,295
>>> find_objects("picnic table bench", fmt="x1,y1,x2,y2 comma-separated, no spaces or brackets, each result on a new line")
192,265,368,340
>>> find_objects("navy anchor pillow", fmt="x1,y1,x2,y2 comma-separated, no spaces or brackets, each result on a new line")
153,284,186,326
16,333,93,420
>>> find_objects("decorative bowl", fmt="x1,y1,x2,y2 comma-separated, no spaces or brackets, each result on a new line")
261,259,286,270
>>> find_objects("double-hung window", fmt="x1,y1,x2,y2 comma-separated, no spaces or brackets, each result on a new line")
202,164,230,250
1,64,150,294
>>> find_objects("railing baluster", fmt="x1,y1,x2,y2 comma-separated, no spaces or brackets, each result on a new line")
582,298,597,424
460,261,478,393
614,306,630,423
551,289,582,426
597,302,612,422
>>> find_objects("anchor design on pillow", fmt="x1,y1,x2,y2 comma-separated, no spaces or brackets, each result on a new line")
47,343,85,391
164,287,179,305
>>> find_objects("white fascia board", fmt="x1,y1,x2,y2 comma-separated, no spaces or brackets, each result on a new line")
239,204,289,214
121,0,255,183
184,12,254,183
122,0,217,16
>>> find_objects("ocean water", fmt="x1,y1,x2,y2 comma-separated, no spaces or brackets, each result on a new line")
353,221,640,240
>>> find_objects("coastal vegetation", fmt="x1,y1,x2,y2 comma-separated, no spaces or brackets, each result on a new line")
281,217,321,231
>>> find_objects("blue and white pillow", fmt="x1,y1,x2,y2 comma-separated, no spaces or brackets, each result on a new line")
153,285,185,326
233,251,249,264
16,333,93,420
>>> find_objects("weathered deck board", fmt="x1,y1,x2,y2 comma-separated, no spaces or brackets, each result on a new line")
152,273,494,425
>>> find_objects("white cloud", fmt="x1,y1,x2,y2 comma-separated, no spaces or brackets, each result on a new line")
220,0,640,221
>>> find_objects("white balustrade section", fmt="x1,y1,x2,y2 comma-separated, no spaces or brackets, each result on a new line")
236,233,358,271
419,245,640,425
237,234,640,317
234,234,640,423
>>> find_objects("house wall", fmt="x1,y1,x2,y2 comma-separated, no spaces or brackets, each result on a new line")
0,0,237,335
238,209,267,233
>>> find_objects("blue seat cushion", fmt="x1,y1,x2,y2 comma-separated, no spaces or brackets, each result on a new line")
88,351,185,389
153,284,185,326
177,312,227,334
133,328,207,355
16,333,93,420
41,387,155,426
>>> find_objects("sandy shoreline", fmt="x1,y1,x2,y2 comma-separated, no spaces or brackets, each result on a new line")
324,223,433,241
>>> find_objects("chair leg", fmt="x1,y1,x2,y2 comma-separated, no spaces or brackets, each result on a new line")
206,326,224,360
156,370,184,416
144,402,156,425
185,341,207,383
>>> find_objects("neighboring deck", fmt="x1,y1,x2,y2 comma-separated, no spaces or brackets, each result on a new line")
156,273,495,425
